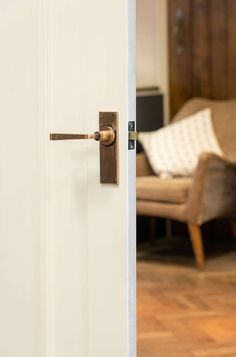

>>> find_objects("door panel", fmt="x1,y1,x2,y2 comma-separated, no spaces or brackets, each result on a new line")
0,0,136,356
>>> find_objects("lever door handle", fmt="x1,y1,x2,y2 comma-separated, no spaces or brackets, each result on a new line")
50,125,115,146
50,112,118,184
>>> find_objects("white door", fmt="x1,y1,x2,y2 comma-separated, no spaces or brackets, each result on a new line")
0,0,136,356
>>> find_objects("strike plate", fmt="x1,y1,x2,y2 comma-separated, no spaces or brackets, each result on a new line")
99,112,118,184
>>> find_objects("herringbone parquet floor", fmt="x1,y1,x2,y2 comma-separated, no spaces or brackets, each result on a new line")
137,239,236,357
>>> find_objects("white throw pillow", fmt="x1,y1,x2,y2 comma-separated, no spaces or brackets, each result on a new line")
138,108,224,178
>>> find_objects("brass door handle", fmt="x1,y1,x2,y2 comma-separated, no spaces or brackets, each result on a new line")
50,125,115,146
50,112,118,184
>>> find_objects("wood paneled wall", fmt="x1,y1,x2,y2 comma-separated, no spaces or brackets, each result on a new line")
169,0,236,117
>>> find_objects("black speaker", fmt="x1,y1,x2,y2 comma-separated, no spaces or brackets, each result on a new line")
136,88,164,153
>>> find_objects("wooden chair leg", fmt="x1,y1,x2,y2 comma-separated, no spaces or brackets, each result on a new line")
188,224,205,270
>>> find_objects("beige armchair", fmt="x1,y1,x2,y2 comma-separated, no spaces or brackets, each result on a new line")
137,98,236,269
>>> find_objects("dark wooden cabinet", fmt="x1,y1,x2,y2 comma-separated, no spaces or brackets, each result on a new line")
169,0,236,117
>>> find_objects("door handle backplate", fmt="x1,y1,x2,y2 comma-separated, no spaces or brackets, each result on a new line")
99,112,118,184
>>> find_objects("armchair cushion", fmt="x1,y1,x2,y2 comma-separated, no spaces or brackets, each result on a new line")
137,176,192,204
138,108,223,177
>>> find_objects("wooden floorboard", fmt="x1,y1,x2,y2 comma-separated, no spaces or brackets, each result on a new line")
137,241,236,356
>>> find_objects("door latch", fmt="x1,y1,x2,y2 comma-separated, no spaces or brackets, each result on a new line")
128,121,138,150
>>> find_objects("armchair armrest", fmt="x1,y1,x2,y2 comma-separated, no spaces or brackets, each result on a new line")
186,153,236,224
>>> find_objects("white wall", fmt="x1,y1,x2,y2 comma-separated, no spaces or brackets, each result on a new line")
136,0,169,121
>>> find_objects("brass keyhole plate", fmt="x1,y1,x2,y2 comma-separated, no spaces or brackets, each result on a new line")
99,112,118,184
